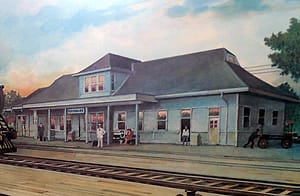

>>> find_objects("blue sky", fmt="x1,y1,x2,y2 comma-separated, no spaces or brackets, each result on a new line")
0,0,300,96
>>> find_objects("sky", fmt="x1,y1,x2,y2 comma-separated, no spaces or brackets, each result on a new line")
0,0,300,96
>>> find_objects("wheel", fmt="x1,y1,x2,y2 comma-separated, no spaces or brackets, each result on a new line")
258,138,268,149
281,139,292,149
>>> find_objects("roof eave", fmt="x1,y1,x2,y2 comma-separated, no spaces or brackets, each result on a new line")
155,87,249,99
249,88,300,103
18,94,157,109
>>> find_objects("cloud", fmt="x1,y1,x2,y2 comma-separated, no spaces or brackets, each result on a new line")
0,2,142,56
167,0,212,17
167,0,271,18
215,0,271,15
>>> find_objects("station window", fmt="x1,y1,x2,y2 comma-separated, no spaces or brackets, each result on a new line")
138,111,144,131
117,112,126,130
272,111,278,125
209,108,219,117
157,110,167,130
84,77,90,93
98,75,104,91
243,107,250,128
50,115,64,131
89,113,104,132
91,76,97,92
258,109,265,125
84,74,105,93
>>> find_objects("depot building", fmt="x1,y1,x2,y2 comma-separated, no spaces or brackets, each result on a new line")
10,48,299,146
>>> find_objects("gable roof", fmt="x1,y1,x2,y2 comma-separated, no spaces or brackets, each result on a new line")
77,53,141,74
115,48,299,102
115,48,247,96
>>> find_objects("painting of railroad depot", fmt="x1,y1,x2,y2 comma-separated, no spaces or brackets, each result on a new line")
0,1,300,196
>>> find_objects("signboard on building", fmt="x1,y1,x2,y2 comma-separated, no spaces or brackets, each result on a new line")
67,108,85,114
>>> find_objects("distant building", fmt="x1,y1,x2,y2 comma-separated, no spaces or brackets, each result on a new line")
10,48,299,146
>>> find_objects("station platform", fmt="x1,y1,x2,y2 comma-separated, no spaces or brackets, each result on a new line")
13,136,300,162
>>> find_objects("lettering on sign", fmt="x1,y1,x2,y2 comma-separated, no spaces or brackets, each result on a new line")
67,108,85,114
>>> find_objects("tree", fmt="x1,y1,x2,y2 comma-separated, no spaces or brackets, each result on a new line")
4,90,23,108
264,17,300,82
277,82,300,133
277,82,299,98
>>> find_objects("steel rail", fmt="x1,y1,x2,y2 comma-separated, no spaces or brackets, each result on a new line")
16,143,300,172
0,154,299,196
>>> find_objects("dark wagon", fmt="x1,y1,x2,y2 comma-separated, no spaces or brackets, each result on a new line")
257,132,294,149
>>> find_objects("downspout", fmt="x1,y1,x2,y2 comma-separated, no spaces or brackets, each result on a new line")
85,107,88,143
220,92,228,145
235,94,239,147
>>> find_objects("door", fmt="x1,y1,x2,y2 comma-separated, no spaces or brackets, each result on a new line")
208,117,219,144
181,119,190,142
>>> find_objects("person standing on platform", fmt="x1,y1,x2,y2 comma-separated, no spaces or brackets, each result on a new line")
96,124,106,148
182,125,190,146
37,123,44,141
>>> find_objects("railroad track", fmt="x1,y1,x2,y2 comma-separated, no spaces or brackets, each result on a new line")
16,143,300,172
0,155,299,196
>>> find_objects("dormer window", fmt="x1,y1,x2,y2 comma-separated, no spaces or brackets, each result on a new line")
84,74,105,93
98,75,104,91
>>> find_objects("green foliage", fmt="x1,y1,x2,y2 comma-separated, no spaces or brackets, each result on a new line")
264,17,300,82
277,82,300,133
4,90,23,108
277,82,299,98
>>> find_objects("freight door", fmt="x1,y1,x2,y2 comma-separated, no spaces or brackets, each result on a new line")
208,117,219,145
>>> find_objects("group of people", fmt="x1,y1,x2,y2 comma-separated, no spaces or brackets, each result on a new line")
39,122,262,148
180,125,263,148
96,125,135,148
119,128,134,144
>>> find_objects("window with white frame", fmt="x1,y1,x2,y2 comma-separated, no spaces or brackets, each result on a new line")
84,77,90,93
138,111,144,131
258,109,265,125
272,111,279,126
91,76,97,92
84,74,105,93
98,75,104,91
50,115,64,131
243,107,250,128
157,110,167,130
117,112,126,130
88,112,104,132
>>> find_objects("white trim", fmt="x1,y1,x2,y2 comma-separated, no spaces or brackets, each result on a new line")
72,67,132,77
249,88,300,103
72,67,111,77
155,87,249,99
20,94,156,109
